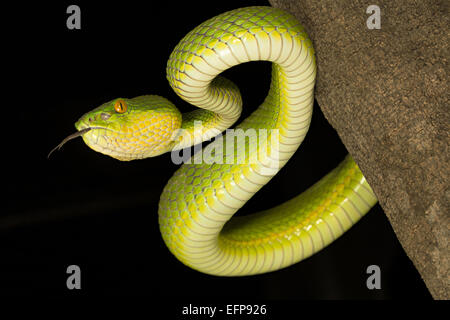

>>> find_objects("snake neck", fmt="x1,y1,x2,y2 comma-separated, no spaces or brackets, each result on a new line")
170,76,243,151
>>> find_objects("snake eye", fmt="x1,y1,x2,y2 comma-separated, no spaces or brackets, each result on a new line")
114,99,128,114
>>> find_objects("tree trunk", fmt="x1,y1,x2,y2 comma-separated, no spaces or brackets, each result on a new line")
269,0,449,299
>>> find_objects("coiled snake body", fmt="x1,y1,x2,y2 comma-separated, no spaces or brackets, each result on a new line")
54,7,377,276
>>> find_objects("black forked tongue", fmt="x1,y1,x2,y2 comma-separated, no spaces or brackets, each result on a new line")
47,128,92,159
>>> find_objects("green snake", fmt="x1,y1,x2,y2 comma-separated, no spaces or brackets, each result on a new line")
51,6,377,276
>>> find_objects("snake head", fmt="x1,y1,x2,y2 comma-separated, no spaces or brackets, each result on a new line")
73,95,182,161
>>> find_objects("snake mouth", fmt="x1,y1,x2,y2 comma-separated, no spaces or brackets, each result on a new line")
47,126,104,158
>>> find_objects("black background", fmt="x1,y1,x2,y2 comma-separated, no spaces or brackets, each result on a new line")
2,0,431,299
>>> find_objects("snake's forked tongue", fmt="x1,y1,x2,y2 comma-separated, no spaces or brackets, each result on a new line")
47,128,92,159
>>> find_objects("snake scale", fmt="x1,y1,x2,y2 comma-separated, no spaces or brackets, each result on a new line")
52,6,377,276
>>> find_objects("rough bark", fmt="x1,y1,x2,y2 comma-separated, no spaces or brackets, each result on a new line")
269,0,449,299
